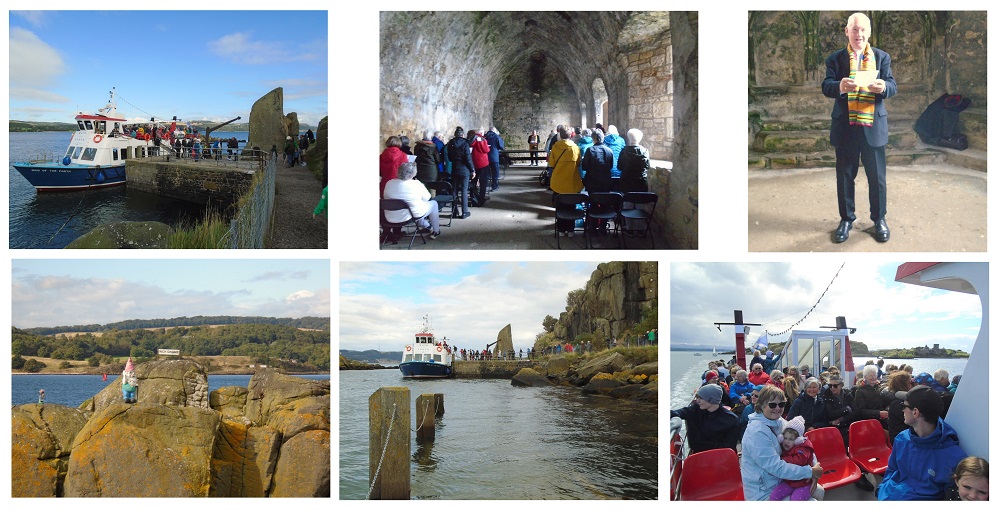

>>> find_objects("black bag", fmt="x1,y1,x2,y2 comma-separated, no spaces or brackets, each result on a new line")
539,167,552,186
914,93,971,150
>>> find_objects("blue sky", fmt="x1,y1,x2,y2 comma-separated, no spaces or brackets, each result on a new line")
9,10,328,126
339,262,600,352
11,259,330,328
671,262,984,352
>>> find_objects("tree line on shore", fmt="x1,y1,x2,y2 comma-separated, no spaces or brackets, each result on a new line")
12,322,330,371
21,315,330,336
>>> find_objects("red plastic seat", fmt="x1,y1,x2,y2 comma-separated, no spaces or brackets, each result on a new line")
669,432,683,500
848,419,892,475
679,448,744,500
805,426,862,490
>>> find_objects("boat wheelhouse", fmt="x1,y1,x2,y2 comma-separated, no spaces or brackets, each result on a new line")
399,318,454,379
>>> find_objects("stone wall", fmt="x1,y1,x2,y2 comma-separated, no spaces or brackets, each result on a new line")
492,52,581,150
749,11,987,150
622,26,672,160
452,360,534,378
552,261,657,344
127,160,255,210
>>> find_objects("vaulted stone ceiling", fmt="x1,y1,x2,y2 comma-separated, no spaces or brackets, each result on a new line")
380,11,669,134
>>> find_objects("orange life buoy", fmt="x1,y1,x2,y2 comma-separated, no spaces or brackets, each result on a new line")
436,346,442,352
93,134,103,143
405,345,411,352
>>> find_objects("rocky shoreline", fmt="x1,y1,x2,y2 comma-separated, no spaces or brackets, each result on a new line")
339,355,391,370
510,349,658,403
12,359,329,497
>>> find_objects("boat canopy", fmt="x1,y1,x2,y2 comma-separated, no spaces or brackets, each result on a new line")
778,329,855,389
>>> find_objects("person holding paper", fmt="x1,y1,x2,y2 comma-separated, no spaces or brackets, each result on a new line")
822,12,897,243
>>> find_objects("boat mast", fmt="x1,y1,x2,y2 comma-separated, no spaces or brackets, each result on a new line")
713,310,762,370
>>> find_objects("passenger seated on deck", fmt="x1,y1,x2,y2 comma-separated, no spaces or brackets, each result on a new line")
669,383,739,454
382,162,441,240
730,370,755,415
749,363,772,386
741,385,824,500
878,385,967,500
946,456,989,501
770,416,818,501
788,378,830,431
822,373,855,446
700,371,733,408
853,365,891,428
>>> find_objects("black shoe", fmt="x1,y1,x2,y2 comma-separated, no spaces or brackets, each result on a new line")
874,219,890,242
833,220,852,243
462,212,471,219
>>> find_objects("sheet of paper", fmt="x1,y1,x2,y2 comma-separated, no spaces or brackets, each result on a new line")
853,69,879,88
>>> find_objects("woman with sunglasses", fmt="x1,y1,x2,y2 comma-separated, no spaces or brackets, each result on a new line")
741,384,825,500
822,373,855,446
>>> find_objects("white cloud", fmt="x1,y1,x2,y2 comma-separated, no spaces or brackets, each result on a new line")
13,11,48,27
208,32,320,65
9,28,65,89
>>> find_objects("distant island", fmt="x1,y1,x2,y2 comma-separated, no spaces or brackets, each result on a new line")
338,349,401,366
10,119,317,133
680,340,968,360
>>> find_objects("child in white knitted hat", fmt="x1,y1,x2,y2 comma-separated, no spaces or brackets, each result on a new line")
770,415,817,500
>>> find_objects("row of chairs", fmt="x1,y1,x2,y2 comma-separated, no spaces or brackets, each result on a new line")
675,419,891,500
379,180,460,249
554,191,658,249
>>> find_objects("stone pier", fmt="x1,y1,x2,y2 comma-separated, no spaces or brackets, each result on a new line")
452,360,534,379
126,159,256,209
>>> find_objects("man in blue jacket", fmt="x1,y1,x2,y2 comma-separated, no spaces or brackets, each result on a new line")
822,12,897,244
878,385,967,500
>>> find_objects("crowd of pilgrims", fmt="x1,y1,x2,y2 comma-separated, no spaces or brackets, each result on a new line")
671,350,988,501
378,123,653,242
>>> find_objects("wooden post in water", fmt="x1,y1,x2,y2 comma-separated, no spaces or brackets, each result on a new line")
434,393,445,417
416,394,436,440
369,387,410,499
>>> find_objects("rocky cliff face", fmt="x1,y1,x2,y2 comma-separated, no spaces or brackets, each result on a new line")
247,87,293,154
552,261,657,344
12,360,329,497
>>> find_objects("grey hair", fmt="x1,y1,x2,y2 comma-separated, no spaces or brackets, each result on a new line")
607,125,619,135
591,130,604,144
735,369,748,380
846,12,871,30
423,130,433,141
397,161,417,180
626,128,643,145
582,128,592,137
433,131,443,139
862,365,878,379
933,369,950,381
804,377,821,389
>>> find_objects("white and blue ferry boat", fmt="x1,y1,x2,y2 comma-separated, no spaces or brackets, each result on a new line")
13,88,163,191
400,317,454,378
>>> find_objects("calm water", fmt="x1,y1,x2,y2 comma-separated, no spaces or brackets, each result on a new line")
12,373,329,407
340,369,658,499
670,350,970,411
8,131,252,248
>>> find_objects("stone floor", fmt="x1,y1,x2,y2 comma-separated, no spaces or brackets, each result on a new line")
379,164,657,250
748,164,987,252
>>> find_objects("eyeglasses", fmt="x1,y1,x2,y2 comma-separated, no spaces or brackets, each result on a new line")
767,401,788,409
902,403,916,411
751,394,759,399
830,383,843,388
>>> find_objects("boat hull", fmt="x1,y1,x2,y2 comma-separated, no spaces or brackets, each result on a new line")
399,361,452,378
13,162,127,191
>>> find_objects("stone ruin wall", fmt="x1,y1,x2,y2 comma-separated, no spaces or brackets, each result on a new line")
623,29,672,161
749,11,986,150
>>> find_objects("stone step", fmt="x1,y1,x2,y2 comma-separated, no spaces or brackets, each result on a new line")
960,107,987,152
749,148,949,170
752,128,921,153
918,142,987,172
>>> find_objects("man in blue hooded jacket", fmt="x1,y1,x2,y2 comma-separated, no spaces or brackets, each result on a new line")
878,385,967,500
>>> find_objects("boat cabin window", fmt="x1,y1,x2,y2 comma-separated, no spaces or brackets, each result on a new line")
77,121,86,130
433,355,442,363
72,147,83,159
112,148,119,161
96,121,106,134
403,354,413,362
65,146,76,158
81,148,97,161
84,120,93,130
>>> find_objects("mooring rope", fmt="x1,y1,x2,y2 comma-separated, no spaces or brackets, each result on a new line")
43,191,90,247
366,402,397,500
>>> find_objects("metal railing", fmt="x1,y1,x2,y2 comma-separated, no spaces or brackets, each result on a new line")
223,156,276,249
149,145,265,171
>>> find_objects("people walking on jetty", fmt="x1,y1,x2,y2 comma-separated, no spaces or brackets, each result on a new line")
770,416,818,501
947,456,989,501
742,385,825,500
284,136,296,167
670,383,739,454
38,389,45,404
122,357,139,404
879,385,967,500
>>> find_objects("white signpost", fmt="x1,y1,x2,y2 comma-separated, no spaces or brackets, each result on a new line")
157,349,180,356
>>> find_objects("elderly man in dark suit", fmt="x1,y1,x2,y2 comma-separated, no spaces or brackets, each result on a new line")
822,12,897,243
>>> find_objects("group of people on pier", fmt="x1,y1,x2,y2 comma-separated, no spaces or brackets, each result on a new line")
671,357,987,500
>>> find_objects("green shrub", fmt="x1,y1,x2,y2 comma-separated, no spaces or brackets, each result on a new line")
23,358,46,373
12,354,26,370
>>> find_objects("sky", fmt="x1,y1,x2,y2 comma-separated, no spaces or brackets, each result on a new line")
671,262,984,353
9,10,328,126
11,259,330,328
339,261,603,352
